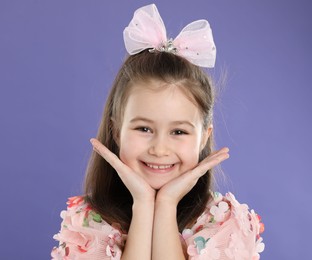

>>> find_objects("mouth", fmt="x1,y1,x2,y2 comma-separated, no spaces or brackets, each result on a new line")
144,163,174,170
141,161,175,173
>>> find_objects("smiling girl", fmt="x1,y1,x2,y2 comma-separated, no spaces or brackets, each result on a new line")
52,4,264,260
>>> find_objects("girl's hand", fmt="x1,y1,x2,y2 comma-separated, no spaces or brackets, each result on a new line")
90,138,156,204
156,147,230,206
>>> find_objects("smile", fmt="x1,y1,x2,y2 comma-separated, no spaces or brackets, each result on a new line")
144,163,174,170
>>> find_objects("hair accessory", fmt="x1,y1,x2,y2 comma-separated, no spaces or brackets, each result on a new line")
123,4,216,68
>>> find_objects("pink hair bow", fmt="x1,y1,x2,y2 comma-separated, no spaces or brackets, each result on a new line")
123,4,216,68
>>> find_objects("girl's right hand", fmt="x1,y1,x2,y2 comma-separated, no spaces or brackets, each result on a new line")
90,138,156,204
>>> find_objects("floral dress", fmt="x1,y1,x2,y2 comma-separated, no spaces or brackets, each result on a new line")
51,192,265,260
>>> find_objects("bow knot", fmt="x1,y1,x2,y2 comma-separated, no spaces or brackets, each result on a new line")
123,4,216,68
149,38,178,54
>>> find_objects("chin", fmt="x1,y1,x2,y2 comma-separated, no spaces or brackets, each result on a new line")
150,182,166,190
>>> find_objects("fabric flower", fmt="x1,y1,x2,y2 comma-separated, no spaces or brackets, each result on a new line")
53,192,265,259
52,198,126,259
67,196,85,209
225,193,240,208
250,209,265,237
52,226,102,257
51,242,68,259
212,191,223,203
187,237,220,260
225,193,252,236
207,191,223,209
257,214,265,234
182,228,194,240
209,201,229,222
105,230,124,258
252,237,265,260
234,204,251,236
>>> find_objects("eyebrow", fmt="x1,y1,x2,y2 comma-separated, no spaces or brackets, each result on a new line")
129,117,153,124
129,117,195,128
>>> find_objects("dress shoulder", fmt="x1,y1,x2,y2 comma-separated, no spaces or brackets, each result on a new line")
51,196,126,260
182,192,265,260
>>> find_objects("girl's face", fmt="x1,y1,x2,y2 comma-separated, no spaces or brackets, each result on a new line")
118,79,211,190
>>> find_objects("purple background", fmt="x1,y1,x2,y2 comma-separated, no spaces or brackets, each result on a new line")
1,0,311,259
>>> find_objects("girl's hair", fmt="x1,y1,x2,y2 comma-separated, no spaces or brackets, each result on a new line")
84,50,215,232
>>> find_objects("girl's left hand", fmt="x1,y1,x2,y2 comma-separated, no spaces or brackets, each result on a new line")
156,147,229,206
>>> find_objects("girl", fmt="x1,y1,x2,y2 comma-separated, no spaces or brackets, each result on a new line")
52,4,264,260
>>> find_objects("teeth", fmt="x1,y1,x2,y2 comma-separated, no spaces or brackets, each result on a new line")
146,163,173,170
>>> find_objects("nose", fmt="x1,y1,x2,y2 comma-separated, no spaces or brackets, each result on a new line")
148,134,170,157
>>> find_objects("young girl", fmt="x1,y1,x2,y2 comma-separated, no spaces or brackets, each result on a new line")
52,4,264,260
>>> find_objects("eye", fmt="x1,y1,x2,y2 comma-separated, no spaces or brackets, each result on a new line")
135,126,152,133
171,129,188,135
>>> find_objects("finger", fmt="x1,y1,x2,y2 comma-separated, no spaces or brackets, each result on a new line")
202,147,230,165
205,147,229,161
205,147,229,158
192,147,230,177
90,138,130,174
174,148,229,186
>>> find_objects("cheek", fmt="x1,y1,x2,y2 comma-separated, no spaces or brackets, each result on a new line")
178,139,201,166
119,132,144,163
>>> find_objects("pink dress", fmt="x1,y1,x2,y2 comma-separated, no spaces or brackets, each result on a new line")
51,192,265,260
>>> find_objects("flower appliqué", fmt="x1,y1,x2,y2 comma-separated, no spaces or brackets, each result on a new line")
106,230,123,259
52,196,126,260
209,201,229,222
252,237,265,260
182,192,265,259
187,236,220,260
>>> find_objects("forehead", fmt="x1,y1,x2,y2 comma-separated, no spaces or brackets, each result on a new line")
128,78,198,104
123,79,202,122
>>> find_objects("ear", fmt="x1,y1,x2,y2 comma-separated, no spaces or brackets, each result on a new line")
111,117,120,147
200,124,213,151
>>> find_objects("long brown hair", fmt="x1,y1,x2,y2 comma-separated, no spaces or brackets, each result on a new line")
84,50,215,232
